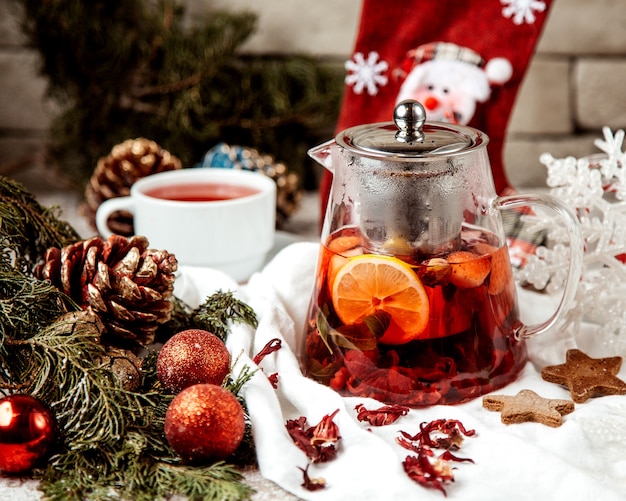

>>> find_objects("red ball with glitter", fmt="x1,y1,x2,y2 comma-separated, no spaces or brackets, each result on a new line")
157,329,230,393
0,394,57,474
164,383,245,463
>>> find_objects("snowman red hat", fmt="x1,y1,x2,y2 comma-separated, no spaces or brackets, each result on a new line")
396,42,513,124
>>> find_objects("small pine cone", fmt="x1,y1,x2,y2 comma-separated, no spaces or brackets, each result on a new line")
82,138,182,236
97,347,143,391
261,161,303,227
35,235,178,346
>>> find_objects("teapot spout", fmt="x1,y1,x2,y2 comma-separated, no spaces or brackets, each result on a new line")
307,139,335,172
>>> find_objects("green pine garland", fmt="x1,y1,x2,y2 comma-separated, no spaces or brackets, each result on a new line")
13,0,343,187
0,177,261,500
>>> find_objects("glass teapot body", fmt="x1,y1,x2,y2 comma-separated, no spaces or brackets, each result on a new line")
302,101,582,406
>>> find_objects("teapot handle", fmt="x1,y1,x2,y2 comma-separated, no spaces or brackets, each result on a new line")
495,193,584,340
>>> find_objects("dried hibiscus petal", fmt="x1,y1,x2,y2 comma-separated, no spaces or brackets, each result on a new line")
354,403,410,426
285,409,341,463
398,418,476,496
400,419,476,450
403,450,453,496
341,350,452,405
311,408,340,446
253,338,282,388
329,366,350,391
439,450,474,464
253,338,282,364
267,372,279,388
286,416,319,460
298,464,326,491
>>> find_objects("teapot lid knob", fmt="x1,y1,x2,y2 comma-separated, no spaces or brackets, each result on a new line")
394,100,426,143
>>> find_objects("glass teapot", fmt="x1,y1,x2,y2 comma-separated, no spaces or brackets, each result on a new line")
302,100,583,406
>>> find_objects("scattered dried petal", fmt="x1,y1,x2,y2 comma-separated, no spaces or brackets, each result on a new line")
403,450,452,496
286,417,321,461
299,464,326,491
268,372,279,388
285,410,341,463
398,418,476,496
311,409,340,446
354,403,410,426
400,419,476,450
253,338,282,365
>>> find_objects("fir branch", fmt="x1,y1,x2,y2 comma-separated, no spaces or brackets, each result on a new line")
28,304,258,500
13,0,342,183
160,290,258,342
191,290,258,342
0,176,80,273
0,270,77,340
225,363,257,398
154,462,253,501
0,270,77,388
6,310,158,449
37,384,253,501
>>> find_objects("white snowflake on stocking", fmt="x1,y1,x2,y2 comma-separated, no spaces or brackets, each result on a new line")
345,51,389,96
517,127,626,354
501,0,547,25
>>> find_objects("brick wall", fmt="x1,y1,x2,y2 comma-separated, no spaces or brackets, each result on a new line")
1,0,625,189
505,0,626,187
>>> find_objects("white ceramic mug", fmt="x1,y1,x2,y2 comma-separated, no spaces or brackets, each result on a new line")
95,168,276,282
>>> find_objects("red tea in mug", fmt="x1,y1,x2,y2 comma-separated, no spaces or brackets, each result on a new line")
145,182,259,202
303,225,527,406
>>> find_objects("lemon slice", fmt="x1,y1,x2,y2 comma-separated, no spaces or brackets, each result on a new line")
331,254,429,344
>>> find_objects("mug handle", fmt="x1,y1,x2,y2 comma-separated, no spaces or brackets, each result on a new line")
95,196,134,238
495,193,583,340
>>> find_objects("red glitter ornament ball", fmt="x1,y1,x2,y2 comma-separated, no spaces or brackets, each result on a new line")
157,329,230,393
0,394,57,474
164,383,245,463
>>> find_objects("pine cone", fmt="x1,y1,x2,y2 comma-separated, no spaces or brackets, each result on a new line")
35,235,178,346
264,160,302,227
82,138,182,236
97,347,143,391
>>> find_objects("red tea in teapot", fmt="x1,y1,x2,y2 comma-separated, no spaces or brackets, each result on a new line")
303,225,527,406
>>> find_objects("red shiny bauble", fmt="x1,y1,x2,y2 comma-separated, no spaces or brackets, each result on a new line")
0,394,57,474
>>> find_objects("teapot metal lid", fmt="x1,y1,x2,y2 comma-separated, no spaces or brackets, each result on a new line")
336,100,488,159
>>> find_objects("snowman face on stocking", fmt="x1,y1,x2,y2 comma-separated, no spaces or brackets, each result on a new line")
396,43,513,125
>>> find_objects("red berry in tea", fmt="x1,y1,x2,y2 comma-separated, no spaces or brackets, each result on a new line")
447,250,491,288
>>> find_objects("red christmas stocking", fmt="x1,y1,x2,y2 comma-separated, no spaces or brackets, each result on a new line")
320,0,553,223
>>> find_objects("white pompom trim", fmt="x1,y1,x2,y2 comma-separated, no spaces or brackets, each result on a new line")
485,57,513,84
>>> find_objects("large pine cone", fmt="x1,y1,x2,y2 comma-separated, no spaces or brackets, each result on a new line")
82,138,182,236
35,235,178,346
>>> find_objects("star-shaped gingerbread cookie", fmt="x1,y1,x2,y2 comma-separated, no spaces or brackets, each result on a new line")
482,389,574,427
541,349,626,403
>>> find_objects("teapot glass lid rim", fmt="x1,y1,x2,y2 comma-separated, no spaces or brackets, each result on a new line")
336,120,489,159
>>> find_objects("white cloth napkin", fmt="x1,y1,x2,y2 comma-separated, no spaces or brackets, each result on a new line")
180,242,626,501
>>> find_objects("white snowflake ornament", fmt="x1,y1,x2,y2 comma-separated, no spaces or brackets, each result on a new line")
344,51,389,96
501,0,547,25
594,126,626,198
518,127,626,355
